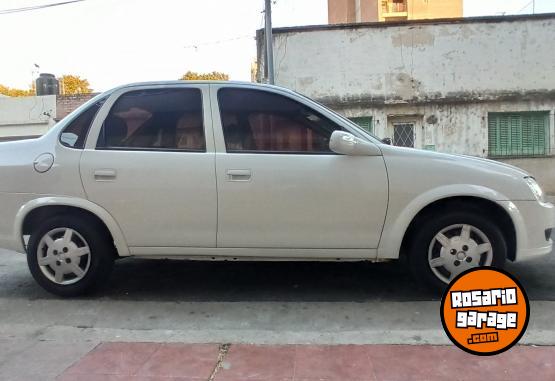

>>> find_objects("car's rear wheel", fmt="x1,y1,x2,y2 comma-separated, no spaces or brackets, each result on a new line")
27,215,115,297
408,209,507,290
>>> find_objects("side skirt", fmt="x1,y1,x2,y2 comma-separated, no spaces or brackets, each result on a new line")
128,247,390,262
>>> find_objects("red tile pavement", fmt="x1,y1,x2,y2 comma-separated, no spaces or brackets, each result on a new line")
57,343,555,381
61,342,161,377
216,344,296,380
139,343,220,378
293,345,376,380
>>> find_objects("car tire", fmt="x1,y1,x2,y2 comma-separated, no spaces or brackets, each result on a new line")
408,208,507,290
27,214,115,297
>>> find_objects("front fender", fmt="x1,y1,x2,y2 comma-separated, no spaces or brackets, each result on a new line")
14,196,130,256
377,184,521,259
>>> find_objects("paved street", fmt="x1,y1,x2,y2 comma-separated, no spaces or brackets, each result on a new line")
0,243,554,379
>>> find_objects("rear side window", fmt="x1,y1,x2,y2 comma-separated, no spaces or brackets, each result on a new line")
96,88,205,151
60,99,105,149
218,88,342,154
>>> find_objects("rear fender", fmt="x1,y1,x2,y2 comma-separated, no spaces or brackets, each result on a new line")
14,197,130,256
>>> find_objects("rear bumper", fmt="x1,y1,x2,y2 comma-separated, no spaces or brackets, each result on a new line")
501,200,555,262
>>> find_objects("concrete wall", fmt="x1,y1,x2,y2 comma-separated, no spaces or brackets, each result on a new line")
0,95,57,141
339,100,555,192
268,15,555,104
0,93,95,141
258,14,555,193
498,157,555,196
340,100,555,157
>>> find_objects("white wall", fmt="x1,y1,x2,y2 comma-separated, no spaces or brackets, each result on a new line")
0,95,57,139
340,100,555,193
261,15,555,193
341,100,555,157
267,15,555,103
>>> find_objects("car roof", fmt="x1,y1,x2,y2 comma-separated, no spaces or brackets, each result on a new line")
112,80,290,93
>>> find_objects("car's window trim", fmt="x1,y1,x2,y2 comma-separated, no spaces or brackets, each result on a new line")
95,147,206,153
58,96,108,150
95,87,207,153
225,149,340,155
217,87,343,155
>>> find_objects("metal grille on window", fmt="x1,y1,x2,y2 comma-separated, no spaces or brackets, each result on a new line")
488,112,549,157
393,123,415,148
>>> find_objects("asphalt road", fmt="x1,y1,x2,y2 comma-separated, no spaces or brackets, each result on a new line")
1,245,554,379
2,246,554,302
0,243,553,338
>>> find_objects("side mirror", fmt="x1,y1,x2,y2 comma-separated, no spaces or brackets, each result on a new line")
60,132,79,147
381,137,392,145
329,131,382,156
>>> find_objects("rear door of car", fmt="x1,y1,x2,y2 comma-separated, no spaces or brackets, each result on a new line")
79,84,217,251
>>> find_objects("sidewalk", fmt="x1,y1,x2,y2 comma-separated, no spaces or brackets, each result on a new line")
56,342,555,381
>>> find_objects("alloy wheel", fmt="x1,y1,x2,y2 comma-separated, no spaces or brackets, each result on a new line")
36,227,92,285
427,224,493,284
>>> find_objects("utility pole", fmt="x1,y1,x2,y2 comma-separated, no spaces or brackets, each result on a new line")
264,0,275,84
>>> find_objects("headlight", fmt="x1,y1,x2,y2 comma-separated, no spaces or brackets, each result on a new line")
524,177,546,202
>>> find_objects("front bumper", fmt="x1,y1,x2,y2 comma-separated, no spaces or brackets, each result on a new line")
500,200,555,262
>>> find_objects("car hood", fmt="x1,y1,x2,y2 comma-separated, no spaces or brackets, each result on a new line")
437,152,529,177
379,145,534,201
381,145,528,176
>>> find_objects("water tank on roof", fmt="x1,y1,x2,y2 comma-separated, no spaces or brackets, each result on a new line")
36,73,59,96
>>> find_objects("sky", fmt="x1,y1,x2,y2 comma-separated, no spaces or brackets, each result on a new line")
0,0,554,92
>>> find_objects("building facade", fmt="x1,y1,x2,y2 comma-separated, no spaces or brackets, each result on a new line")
328,0,463,24
257,14,555,192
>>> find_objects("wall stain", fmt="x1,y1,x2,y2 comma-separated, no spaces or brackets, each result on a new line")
392,27,435,47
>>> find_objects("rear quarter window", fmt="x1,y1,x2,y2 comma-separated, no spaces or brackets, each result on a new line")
60,99,106,149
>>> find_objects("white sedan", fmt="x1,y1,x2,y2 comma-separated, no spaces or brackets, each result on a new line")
0,81,553,296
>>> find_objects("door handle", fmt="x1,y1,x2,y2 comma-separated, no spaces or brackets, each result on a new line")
226,169,251,182
94,169,117,181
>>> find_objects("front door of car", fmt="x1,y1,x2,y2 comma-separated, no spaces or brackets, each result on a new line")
80,85,217,249
211,86,388,254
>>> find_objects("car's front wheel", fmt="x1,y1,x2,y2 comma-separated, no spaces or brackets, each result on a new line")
408,209,507,289
27,215,115,297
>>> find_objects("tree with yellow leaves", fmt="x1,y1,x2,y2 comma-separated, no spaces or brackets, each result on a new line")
59,75,92,95
180,71,229,81
0,84,34,97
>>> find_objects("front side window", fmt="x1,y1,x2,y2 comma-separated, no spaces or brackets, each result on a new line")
97,88,205,151
218,88,342,153
60,98,105,149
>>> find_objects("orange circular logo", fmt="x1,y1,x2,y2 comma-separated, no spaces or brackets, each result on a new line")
440,268,529,356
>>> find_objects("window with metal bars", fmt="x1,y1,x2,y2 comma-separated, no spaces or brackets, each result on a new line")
349,116,373,134
488,112,550,157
